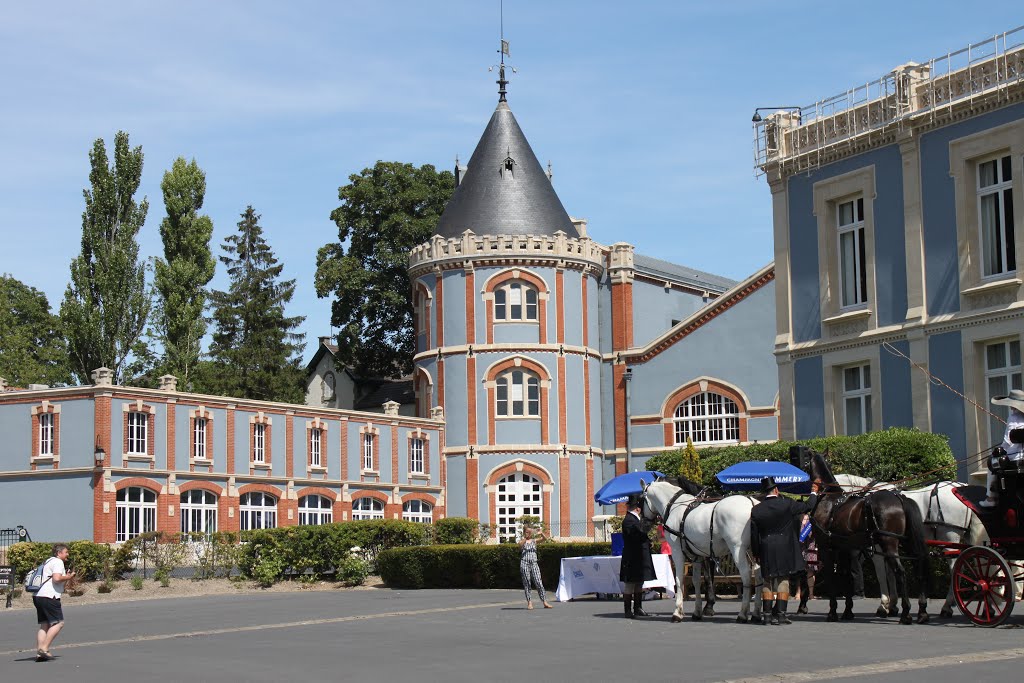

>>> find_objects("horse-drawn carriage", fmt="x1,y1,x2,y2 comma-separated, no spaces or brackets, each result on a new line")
941,458,1024,627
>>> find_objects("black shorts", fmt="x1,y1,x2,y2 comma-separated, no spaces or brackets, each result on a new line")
32,596,64,625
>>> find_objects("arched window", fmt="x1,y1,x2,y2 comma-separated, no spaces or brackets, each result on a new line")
673,392,740,446
352,497,385,520
494,282,539,321
495,473,542,542
180,489,218,537
402,500,433,523
298,494,333,526
239,492,277,530
116,487,157,542
495,370,540,417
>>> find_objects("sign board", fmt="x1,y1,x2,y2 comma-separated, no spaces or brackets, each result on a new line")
0,566,13,590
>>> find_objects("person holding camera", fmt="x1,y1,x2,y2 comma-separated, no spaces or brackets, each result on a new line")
32,543,75,661
519,527,552,610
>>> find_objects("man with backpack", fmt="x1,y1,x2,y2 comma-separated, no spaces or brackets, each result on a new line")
31,544,75,661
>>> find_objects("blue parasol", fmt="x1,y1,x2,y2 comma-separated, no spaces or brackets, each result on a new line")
594,471,665,505
715,461,811,493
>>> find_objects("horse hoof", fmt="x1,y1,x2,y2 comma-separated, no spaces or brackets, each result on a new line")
826,612,839,622
875,606,888,618
841,611,855,621
797,604,808,615
691,611,703,621
702,606,715,617
736,615,748,624
917,613,930,625
671,614,683,623
888,607,899,617
900,615,913,625
939,608,953,619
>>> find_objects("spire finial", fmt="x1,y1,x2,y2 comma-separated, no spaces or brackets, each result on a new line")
489,0,515,102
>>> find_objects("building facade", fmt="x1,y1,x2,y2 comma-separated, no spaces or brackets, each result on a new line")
0,369,444,542
759,27,1024,479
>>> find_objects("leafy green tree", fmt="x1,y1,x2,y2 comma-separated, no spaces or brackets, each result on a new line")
60,131,150,384
315,161,454,377
678,437,702,483
153,157,215,387
0,275,71,386
206,206,306,402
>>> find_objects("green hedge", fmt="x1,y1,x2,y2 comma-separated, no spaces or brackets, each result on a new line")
645,428,956,488
6,541,112,582
433,517,481,545
377,542,612,589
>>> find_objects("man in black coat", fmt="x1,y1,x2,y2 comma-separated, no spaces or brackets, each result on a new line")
620,495,656,618
750,476,819,624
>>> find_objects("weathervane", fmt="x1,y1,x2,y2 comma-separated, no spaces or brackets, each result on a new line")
488,0,517,101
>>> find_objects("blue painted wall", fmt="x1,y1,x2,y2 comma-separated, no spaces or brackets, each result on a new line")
880,340,914,429
446,456,467,516
442,270,467,345
631,279,707,348
793,356,825,439
0,404,33,469
929,331,968,479
0,473,94,541
60,399,95,468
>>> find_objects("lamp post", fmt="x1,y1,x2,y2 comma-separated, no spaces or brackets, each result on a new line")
751,106,803,123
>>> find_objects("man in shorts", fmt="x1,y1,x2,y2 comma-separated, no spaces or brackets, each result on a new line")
33,543,75,661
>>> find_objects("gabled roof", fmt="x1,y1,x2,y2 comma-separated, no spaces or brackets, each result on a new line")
354,380,415,410
634,254,736,293
304,341,341,375
434,100,578,239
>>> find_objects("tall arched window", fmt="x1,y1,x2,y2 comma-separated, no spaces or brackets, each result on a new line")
673,392,740,446
495,370,540,417
116,487,157,542
180,489,218,537
495,473,542,542
494,282,539,321
352,497,385,520
402,500,432,523
298,494,333,526
239,492,277,530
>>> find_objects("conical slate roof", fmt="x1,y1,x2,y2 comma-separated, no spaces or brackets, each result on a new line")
435,100,578,238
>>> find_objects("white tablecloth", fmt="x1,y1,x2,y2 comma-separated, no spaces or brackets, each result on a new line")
555,555,675,602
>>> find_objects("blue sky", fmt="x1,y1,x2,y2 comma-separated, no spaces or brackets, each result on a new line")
2,2,1021,364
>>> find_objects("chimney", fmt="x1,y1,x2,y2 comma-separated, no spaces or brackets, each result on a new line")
159,375,179,392
0,377,7,392
382,400,401,416
455,155,468,187
91,367,114,387
319,336,332,347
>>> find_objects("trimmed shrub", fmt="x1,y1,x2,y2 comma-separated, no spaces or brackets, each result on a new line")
433,517,480,545
377,542,612,589
6,541,112,582
645,428,956,488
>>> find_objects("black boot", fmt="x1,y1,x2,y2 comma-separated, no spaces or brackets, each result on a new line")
633,592,650,617
761,599,772,625
624,594,635,619
777,600,792,624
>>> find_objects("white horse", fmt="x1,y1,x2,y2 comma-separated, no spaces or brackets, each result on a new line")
641,479,762,623
834,474,988,618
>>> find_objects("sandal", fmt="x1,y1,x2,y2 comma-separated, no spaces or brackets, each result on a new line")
36,650,53,662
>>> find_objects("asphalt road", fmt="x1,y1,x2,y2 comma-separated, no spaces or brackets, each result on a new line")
1,590,1022,683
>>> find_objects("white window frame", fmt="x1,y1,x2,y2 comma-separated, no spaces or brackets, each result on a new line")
180,489,218,537
984,338,1022,448
409,438,424,474
495,473,542,542
193,417,208,460
842,364,873,436
239,491,277,530
298,494,333,526
977,154,1016,279
495,369,540,417
116,486,157,542
352,497,384,520
39,412,55,456
126,411,148,455
253,423,266,464
673,392,740,446
362,433,374,471
837,196,868,309
493,281,539,322
402,499,432,523
310,428,322,468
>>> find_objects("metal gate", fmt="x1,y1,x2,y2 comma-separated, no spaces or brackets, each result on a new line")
0,526,31,565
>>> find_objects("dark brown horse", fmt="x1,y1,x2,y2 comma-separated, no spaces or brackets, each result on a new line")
797,448,930,624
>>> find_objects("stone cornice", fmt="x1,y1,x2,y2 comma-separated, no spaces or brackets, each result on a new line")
409,230,607,277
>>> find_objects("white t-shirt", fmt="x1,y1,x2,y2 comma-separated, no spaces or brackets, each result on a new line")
35,557,66,599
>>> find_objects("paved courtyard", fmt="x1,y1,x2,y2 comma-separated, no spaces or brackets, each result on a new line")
1,589,1023,682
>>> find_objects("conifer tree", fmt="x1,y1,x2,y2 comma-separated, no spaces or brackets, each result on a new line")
153,157,215,387
206,206,305,402
678,437,703,484
60,131,150,384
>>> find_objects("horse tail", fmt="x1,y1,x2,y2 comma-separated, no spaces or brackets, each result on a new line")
900,494,930,594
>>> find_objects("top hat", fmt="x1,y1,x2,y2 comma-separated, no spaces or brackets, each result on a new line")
760,476,778,493
992,389,1024,414
626,494,642,508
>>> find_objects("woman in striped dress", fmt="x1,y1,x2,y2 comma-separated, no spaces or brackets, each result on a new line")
519,527,553,609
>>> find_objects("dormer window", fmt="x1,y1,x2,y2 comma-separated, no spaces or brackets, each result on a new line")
494,282,538,321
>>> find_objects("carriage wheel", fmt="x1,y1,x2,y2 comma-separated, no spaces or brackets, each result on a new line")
952,546,1015,627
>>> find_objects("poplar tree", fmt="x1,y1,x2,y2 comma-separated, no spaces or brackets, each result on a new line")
206,206,306,402
0,275,71,386
60,131,150,384
153,157,215,387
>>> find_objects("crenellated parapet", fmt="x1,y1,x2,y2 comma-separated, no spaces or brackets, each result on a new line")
409,229,606,276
